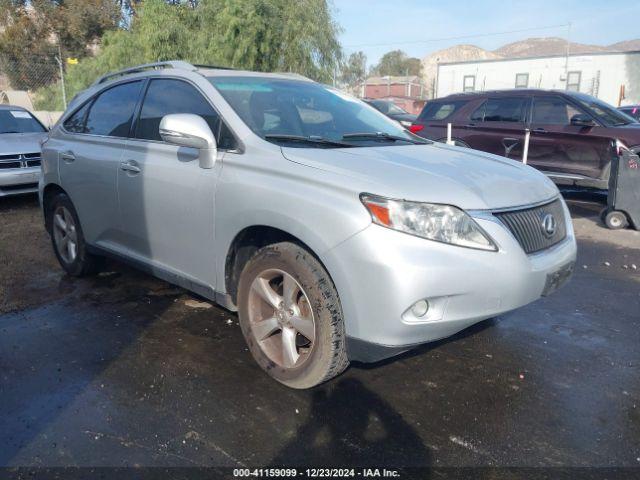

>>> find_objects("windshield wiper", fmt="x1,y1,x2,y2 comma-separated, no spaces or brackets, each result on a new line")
342,132,428,144
264,134,354,148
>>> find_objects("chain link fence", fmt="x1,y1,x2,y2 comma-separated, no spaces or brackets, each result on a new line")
0,53,68,118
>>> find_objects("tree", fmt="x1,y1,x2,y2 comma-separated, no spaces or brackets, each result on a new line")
35,0,343,109
340,51,366,88
0,4,58,91
370,50,422,77
0,0,122,91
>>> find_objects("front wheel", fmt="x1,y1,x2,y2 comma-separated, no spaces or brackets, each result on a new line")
237,242,349,389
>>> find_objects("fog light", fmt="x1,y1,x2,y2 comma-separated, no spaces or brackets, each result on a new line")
411,300,429,317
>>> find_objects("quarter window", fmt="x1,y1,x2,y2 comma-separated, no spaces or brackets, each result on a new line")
515,73,529,89
63,102,91,133
136,79,235,149
84,81,143,137
531,96,581,125
463,75,475,92
567,71,581,91
471,97,527,123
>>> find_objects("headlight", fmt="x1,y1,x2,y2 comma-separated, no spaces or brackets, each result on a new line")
361,193,497,251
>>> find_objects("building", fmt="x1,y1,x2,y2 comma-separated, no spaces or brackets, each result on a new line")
362,75,426,114
435,50,640,106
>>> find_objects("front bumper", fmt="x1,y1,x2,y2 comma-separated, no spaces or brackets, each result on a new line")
0,167,40,197
324,201,577,362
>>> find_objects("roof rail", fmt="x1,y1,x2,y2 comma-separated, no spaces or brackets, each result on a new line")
191,64,236,71
92,60,198,86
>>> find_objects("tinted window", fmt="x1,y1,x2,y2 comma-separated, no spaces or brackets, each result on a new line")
370,100,406,115
419,100,467,121
84,81,142,137
473,97,526,123
63,102,91,133
0,109,46,134
620,107,640,121
575,95,636,126
136,79,235,149
532,96,581,125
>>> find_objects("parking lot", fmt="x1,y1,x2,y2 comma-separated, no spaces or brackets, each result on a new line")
1,194,639,472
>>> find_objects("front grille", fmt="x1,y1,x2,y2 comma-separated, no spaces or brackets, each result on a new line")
494,199,567,254
0,152,41,170
0,161,21,169
1,183,38,192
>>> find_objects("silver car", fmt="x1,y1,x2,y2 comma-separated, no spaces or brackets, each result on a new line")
39,61,577,388
1,105,48,197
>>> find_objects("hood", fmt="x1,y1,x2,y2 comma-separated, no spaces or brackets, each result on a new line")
281,142,558,210
0,132,48,155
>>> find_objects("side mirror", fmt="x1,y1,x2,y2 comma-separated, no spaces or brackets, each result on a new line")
570,113,596,128
159,113,217,169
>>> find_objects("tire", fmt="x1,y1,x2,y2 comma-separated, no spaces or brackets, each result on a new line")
48,193,102,276
237,242,349,389
604,210,628,230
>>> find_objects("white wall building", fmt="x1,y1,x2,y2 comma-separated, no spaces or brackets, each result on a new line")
436,51,640,106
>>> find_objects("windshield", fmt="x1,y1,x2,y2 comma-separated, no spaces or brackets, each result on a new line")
0,109,46,134
208,76,422,147
574,95,637,126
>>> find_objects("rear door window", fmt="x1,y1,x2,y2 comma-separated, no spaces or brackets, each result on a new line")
418,100,467,121
532,96,581,125
84,81,143,137
472,97,527,123
135,78,235,149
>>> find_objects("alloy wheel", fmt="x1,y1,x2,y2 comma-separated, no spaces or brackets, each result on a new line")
52,206,78,264
247,269,316,368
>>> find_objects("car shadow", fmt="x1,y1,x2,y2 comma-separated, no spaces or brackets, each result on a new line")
269,377,431,469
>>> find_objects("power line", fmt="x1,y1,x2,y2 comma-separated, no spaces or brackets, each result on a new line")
344,23,570,49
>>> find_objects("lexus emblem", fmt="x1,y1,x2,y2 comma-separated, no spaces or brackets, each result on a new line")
541,213,557,238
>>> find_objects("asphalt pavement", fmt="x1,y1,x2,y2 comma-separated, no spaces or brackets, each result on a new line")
0,194,639,477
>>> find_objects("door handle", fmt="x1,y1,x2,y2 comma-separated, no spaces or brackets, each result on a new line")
465,123,476,128
502,138,520,156
120,161,141,174
533,128,547,134
61,151,75,162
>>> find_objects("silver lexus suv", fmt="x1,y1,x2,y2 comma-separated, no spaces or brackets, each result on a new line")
40,61,577,388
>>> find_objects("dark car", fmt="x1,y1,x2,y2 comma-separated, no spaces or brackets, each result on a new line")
411,90,640,189
364,99,417,126
619,105,640,121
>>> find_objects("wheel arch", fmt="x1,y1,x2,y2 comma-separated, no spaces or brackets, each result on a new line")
42,183,69,233
223,225,332,308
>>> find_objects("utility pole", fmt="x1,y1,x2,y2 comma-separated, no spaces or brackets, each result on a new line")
564,22,572,89
56,42,67,109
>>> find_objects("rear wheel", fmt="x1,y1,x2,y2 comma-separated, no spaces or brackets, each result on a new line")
48,194,101,276
604,209,628,230
237,242,349,389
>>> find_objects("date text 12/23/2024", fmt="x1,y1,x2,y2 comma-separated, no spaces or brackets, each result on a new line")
233,468,401,478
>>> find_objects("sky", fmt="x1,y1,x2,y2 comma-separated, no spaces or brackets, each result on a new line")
333,0,640,66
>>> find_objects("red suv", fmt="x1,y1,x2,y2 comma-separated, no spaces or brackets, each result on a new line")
411,90,640,190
